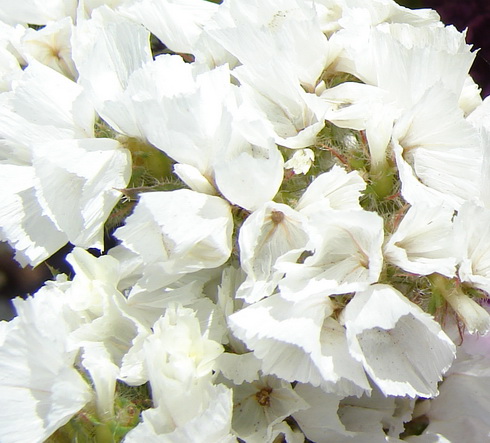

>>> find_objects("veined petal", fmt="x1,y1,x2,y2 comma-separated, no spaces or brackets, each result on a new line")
0,287,91,443
393,84,482,209
278,209,384,300
229,293,369,396
384,203,456,277
32,138,131,250
206,0,334,88
236,202,310,303
115,190,233,278
72,6,152,137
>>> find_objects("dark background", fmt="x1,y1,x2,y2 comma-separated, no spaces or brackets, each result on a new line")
1,0,489,320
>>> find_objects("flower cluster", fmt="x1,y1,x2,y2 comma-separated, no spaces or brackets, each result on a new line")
1,0,490,442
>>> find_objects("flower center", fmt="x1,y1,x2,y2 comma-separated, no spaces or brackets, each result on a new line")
255,387,273,407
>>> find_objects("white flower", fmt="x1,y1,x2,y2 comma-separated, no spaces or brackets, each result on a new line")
336,22,474,109
278,209,384,300
293,382,414,442
123,306,233,441
384,203,456,277
129,57,284,210
392,84,482,209
284,148,315,174
206,0,335,89
0,61,126,266
236,201,310,303
232,65,327,149
0,287,91,443
342,284,456,398
32,138,130,250
19,17,77,79
124,384,234,443
72,6,152,138
229,293,370,397
114,190,233,287
62,248,148,417
229,374,308,443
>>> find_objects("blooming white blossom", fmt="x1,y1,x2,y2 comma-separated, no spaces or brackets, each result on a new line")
124,306,234,441
293,381,414,442
392,84,482,209
0,286,91,443
284,148,315,174
227,374,308,442
114,190,233,288
342,284,456,398
278,208,384,300
19,17,77,79
1,0,490,440
229,293,370,397
384,203,456,277
72,6,152,138
236,201,310,303
0,60,129,266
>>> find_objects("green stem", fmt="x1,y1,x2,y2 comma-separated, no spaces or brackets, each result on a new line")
95,421,115,443
369,160,395,199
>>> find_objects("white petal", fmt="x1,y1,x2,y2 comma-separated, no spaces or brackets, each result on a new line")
121,0,218,54
115,190,233,278
237,202,310,303
216,352,261,384
0,164,66,266
33,138,131,250
343,284,456,398
230,293,369,396
72,6,152,137
125,384,234,443
296,164,366,213
0,289,91,443
393,84,482,209
384,203,456,277
422,373,490,442
214,142,284,211
206,0,333,88
279,209,384,300
293,383,349,442
0,0,77,25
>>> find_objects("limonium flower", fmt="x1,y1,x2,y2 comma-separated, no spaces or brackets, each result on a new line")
2,0,490,441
